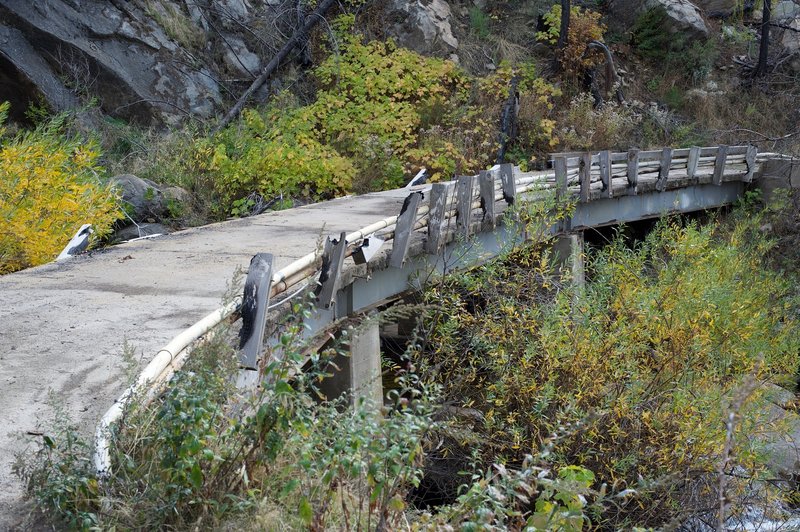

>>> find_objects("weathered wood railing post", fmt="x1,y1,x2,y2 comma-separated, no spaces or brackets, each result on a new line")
554,156,568,201
687,146,700,184
426,182,453,254
713,145,728,186
479,169,496,230
626,149,639,195
238,253,274,386
317,232,347,309
390,192,423,268
499,163,516,205
580,153,591,203
599,150,611,198
744,145,758,182
554,156,570,232
456,175,474,239
657,147,672,192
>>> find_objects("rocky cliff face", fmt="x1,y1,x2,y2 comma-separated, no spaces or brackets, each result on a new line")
0,0,295,125
1,0,798,125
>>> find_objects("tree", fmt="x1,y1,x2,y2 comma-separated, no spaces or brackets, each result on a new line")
557,0,571,51
755,0,772,76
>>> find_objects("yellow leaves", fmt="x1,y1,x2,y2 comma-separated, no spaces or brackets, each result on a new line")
0,117,120,273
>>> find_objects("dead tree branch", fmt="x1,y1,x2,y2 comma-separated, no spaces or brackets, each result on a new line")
213,0,337,133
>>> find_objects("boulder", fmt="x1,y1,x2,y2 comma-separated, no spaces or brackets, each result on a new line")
111,174,165,221
608,0,709,40
384,0,459,57
0,0,222,125
222,36,261,77
693,0,737,17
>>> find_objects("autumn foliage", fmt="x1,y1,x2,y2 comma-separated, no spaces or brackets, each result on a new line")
0,103,120,273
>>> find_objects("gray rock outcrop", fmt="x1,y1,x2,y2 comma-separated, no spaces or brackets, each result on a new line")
693,0,736,17
384,0,459,57
0,0,223,125
608,0,709,40
111,174,165,221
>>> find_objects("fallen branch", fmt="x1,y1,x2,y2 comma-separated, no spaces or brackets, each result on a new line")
213,0,337,133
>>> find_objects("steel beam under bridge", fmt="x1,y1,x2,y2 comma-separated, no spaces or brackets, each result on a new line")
291,181,745,346
570,181,744,229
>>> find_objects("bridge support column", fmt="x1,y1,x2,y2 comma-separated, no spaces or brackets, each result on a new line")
319,314,383,407
552,232,585,288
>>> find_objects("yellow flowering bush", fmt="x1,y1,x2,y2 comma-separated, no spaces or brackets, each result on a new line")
0,103,120,273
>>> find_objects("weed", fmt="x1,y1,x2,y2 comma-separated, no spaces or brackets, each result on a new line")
469,7,492,40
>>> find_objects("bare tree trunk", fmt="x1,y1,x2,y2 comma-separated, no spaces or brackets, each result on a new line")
557,0,571,50
755,0,771,77
213,0,337,133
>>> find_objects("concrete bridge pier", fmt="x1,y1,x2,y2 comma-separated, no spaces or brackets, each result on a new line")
318,314,383,407
552,232,585,287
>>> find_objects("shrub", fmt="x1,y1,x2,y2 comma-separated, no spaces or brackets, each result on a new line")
537,4,606,79
415,210,800,527
631,6,719,81
559,92,637,151
0,103,120,273
194,107,355,216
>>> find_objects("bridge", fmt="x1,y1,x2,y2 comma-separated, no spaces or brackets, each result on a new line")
0,144,794,525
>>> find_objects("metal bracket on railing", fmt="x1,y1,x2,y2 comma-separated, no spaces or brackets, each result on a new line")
456,175,474,239
352,234,384,264
390,192,423,268
239,253,274,371
56,224,93,261
317,232,347,309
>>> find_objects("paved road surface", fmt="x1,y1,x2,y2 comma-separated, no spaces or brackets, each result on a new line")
0,190,406,529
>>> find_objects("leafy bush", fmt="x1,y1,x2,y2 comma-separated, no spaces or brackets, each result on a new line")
18,302,439,530
0,103,120,273
537,4,606,79
415,210,800,527
194,107,355,216
196,32,560,200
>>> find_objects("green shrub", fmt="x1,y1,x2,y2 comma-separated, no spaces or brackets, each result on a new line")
0,103,120,273
415,210,800,527
194,107,354,216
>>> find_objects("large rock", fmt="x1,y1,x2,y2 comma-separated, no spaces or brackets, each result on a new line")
111,174,165,221
384,0,459,57
608,0,709,40
693,0,737,17
0,0,223,124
